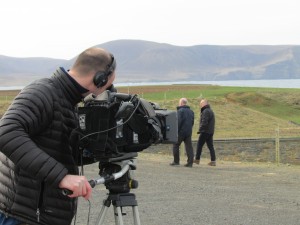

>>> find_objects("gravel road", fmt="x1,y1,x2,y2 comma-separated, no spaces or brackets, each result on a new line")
73,153,300,225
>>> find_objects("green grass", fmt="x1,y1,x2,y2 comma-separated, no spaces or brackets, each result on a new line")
225,88,300,123
121,85,300,121
117,85,300,139
1,85,300,139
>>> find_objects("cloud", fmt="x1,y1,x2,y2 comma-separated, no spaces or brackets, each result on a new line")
0,0,299,59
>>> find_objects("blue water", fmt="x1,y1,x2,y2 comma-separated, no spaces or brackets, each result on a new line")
0,79,299,90
0,86,25,90
116,79,300,89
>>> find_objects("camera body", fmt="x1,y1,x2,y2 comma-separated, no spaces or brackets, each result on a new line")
77,90,177,162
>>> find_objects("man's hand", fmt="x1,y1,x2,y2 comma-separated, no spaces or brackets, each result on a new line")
59,175,92,200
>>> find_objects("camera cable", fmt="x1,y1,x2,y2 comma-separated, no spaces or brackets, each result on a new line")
71,149,92,225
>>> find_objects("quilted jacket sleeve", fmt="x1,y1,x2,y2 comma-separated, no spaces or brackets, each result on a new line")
0,82,68,187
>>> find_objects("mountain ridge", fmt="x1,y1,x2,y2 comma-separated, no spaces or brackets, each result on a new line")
0,39,299,86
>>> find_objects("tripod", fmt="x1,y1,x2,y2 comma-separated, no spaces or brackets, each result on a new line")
86,154,141,225
95,192,141,225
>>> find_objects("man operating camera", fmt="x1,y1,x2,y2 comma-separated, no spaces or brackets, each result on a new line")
0,47,116,225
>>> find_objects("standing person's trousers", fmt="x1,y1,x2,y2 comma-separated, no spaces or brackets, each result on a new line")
172,135,194,165
195,132,216,161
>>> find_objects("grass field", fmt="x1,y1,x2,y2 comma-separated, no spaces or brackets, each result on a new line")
1,85,300,139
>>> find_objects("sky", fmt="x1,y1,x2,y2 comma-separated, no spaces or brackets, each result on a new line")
0,0,299,59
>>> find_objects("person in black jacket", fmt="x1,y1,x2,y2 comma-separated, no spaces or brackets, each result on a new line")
0,47,116,225
170,98,194,167
194,99,216,166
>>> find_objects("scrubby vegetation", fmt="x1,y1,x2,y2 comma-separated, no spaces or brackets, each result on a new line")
1,85,300,139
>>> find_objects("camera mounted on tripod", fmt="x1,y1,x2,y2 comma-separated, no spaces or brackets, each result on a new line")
97,157,138,194
77,90,177,163
66,90,178,224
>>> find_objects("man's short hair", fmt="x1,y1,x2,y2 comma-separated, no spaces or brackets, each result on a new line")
72,47,112,75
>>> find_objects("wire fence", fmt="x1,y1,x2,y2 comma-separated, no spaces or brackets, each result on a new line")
211,127,300,165
214,126,300,139
145,127,300,166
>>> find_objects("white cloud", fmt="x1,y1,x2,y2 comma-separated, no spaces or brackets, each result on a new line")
0,0,299,59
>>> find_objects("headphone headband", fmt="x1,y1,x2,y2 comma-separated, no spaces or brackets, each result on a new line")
93,54,116,88
106,54,116,76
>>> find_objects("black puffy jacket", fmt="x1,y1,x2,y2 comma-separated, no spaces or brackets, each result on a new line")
199,105,215,134
0,68,83,225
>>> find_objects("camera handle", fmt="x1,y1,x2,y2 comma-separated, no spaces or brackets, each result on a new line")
62,159,141,225
62,159,135,196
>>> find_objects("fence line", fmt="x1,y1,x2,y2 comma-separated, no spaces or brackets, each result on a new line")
145,136,300,165
212,137,300,165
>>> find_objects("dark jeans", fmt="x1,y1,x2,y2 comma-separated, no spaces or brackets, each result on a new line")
195,132,216,161
172,135,194,165
0,213,22,225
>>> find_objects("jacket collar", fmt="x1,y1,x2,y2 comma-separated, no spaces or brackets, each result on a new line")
201,105,210,112
177,105,190,110
52,68,84,106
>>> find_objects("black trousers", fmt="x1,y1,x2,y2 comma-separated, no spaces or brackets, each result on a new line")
172,135,194,165
195,132,216,161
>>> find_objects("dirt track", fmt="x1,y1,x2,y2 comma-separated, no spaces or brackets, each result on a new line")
73,153,300,225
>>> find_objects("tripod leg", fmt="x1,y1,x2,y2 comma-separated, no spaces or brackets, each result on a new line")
95,204,110,225
114,206,124,225
132,206,141,225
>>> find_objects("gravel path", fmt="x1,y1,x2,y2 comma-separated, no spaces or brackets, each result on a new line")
73,153,300,225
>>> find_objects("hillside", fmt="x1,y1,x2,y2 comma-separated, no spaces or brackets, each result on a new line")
1,39,300,86
1,85,300,139
109,85,300,139
0,55,67,86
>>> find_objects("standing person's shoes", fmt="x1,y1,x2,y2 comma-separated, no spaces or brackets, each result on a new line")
208,161,216,166
170,162,180,166
193,159,200,164
184,163,193,168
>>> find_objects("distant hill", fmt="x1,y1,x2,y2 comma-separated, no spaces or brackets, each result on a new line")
1,39,300,86
0,56,67,86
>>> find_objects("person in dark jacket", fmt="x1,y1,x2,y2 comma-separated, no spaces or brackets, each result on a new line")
170,98,194,167
194,99,216,166
0,47,116,225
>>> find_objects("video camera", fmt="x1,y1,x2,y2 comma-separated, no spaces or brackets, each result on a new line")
77,90,177,163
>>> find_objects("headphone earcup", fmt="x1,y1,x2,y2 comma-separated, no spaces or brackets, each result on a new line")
93,71,108,88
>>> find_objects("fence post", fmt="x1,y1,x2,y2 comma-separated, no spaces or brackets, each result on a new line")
275,126,280,165
163,92,167,106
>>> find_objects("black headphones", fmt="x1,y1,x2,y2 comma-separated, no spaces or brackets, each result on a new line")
93,54,116,88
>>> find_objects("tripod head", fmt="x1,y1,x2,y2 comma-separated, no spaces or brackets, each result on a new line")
62,153,138,196
94,155,141,225
84,152,139,194
99,155,139,194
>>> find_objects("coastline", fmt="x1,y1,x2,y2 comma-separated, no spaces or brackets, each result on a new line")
1,79,300,90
